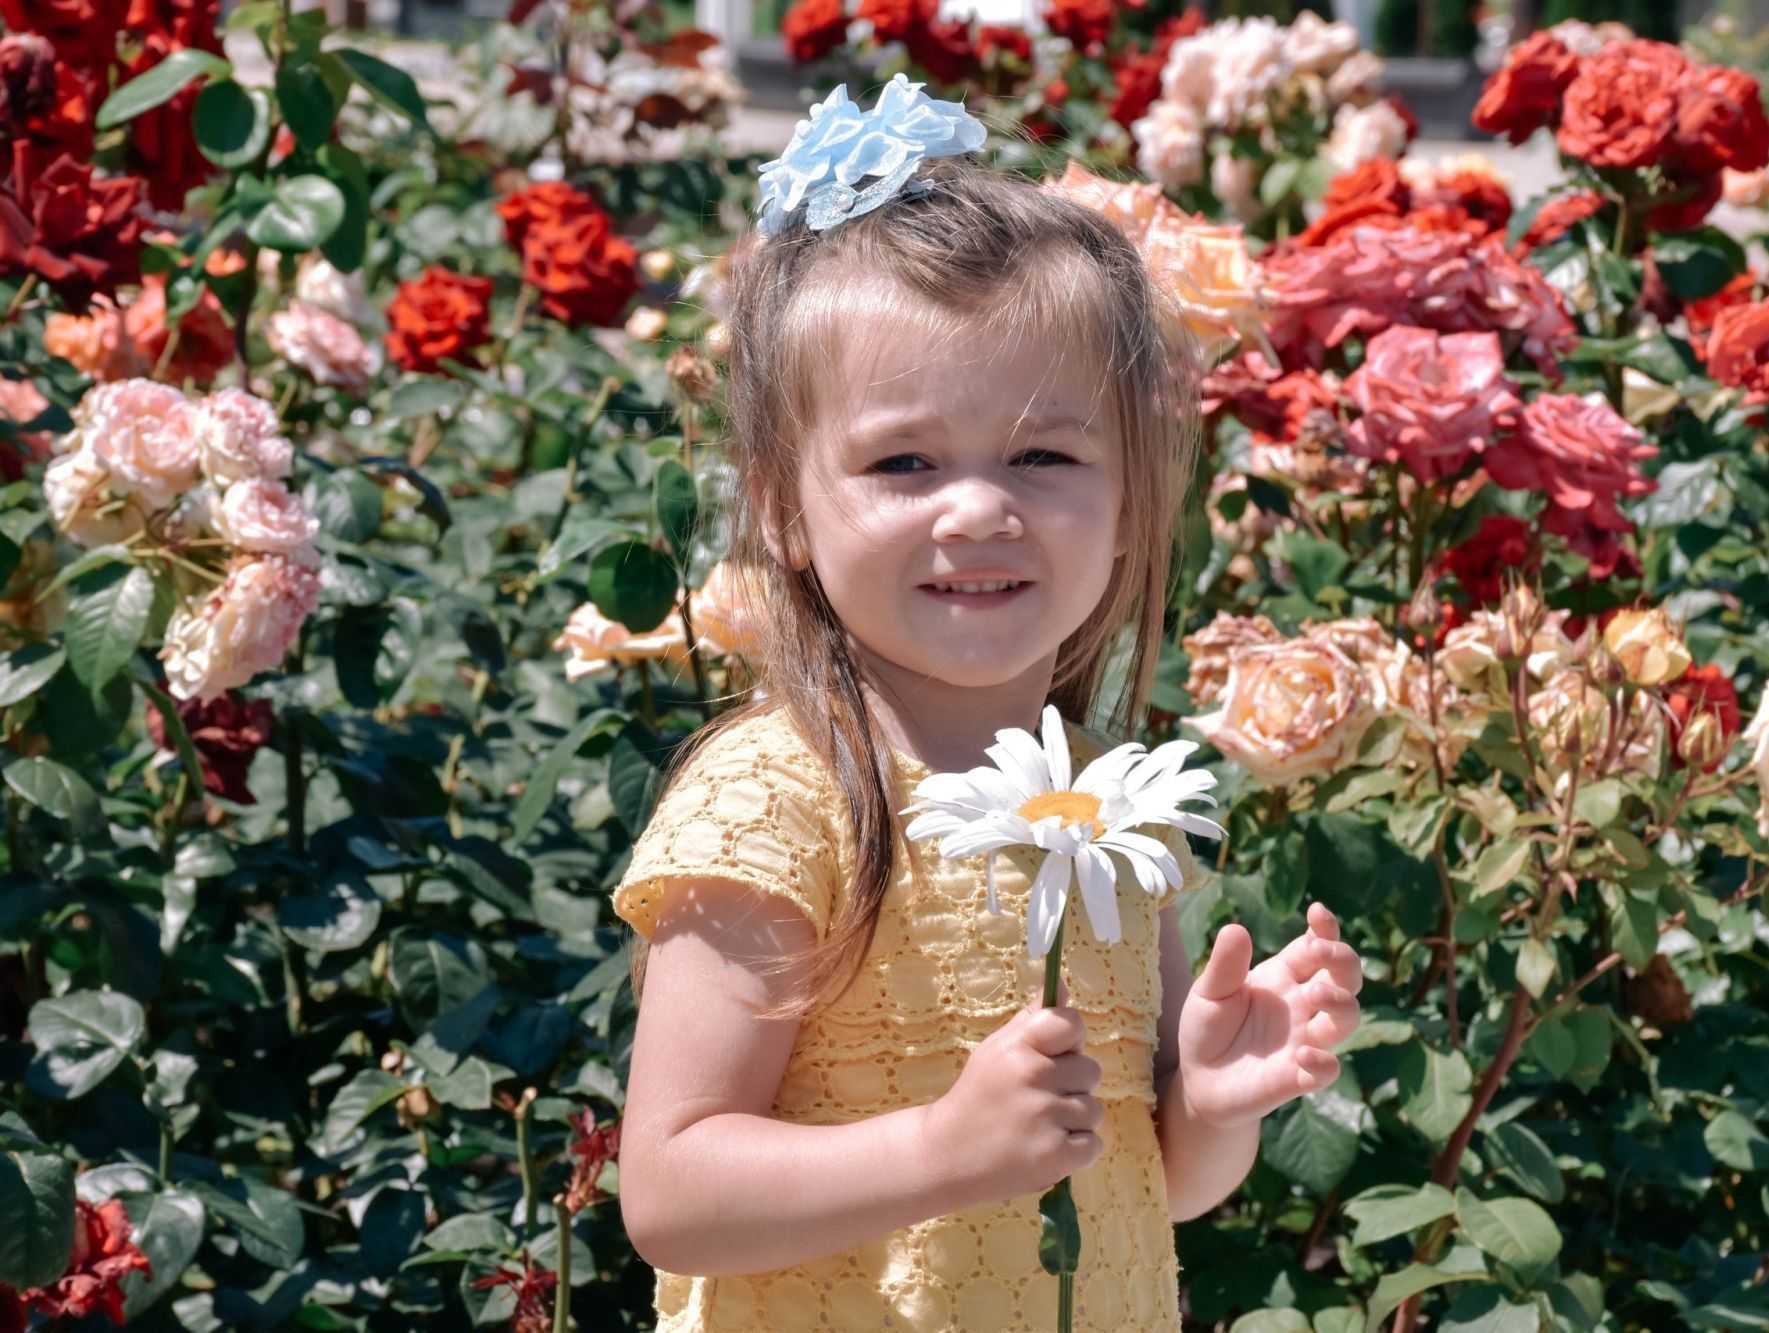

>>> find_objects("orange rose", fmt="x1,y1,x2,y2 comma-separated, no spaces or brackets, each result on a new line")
1705,300,1769,397
781,0,848,62
1189,634,1376,785
123,275,234,388
522,213,640,329
553,600,688,680
1557,39,1690,169
384,265,495,376
1472,30,1579,145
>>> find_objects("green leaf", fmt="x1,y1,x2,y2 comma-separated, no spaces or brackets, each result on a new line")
1603,883,1658,970
538,513,621,580
317,141,370,273
25,990,146,1098
427,1055,497,1110
1261,1089,1361,1194
1259,156,1301,207
608,732,663,836
279,876,382,953
654,460,699,565
5,757,102,837
246,174,346,252
422,1212,515,1253
310,467,382,543
96,48,230,129
193,80,270,169
320,1069,406,1152
1470,839,1531,900
387,377,467,420
1398,1044,1473,1144
1438,1285,1544,1333
188,1176,303,1269
0,1151,74,1288
1571,779,1623,830
1343,1182,1458,1248
1273,530,1350,601
1651,229,1744,300
587,540,678,632
1455,1189,1562,1284
275,63,340,153
360,1186,427,1278
390,932,493,1029
1364,1264,1487,1333
65,564,157,692
1483,1122,1564,1204
332,48,432,130
1036,1180,1080,1275
119,1189,205,1319
1515,936,1557,999
0,644,64,707
511,709,621,845
1229,1311,1311,1333
1705,1109,1769,1172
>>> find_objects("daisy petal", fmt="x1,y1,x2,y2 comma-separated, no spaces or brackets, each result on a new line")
1027,851,1072,960
986,726,1051,799
1074,845,1122,945
1040,705,1071,793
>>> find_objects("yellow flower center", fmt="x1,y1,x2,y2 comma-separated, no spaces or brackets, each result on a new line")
1018,790,1103,835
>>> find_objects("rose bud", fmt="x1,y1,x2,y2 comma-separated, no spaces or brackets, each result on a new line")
1602,607,1692,687
397,1085,441,1128
1404,578,1445,641
625,306,668,341
665,344,720,404
1677,709,1728,771
640,249,676,281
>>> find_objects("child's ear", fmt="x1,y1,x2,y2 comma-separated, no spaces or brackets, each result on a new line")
756,480,812,572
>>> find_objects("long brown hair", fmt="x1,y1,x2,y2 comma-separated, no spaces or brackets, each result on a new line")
626,155,1202,1022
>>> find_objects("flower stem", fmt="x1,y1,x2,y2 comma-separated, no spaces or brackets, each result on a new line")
1041,913,1075,1333
552,1194,573,1333
516,1087,539,1241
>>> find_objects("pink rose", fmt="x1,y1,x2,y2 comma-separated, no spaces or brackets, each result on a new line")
43,448,145,547
214,477,319,559
1189,634,1376,785
192,388,292,489
1344,325,1521,482
1483,393,1657,539
161,554,321,701
76,378,198,510
265,302,377,394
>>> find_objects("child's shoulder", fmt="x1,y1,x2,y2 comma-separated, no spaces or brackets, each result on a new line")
659,704,841,814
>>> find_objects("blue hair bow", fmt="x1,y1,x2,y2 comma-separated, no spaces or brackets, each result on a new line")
755,74,988,238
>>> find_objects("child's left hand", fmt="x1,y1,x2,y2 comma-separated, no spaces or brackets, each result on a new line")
1176,903,1363,1128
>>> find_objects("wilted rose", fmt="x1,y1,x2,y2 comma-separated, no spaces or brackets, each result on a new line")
1438,604,1579,694
1189,634,1376,785
23,1197,152,1325
553,601,688,680
161,554,322,701
1602,607,1691,687
213,477,319,560
266,302,377,394
1344,325,1521,482
192,388,292,490
1182,611,1283,708
145,687,274,804
1663,663,1741,773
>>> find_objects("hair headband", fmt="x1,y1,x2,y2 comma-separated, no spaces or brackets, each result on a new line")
754,73,989,238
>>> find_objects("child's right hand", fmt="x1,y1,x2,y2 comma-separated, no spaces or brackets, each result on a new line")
923,978,1104,1203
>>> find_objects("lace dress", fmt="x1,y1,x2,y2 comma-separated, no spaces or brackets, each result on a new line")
613,707,1194,1330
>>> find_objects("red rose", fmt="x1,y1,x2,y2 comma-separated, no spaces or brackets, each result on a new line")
522,212,640,328
1108,47,1163,130
1685,271,1757,355
1558,39,1690,169
1473,31,1578,145
384,265,495,375
0,0,127,72
855,0,917,43
0,145,146,308
1705,300,1769,396
1441,514,1538,605
1344,324,1521,482
905,11,976,85
0,34,58,130
1543,505,1641,582
1323,157,1411,214
147,686,274,803
1674,65,1769,175
118,0,223,211
1644,169,1723,235
123,274,234,386
1485,393,1658,538
1042,0,1111,52
1153,9,1204,53
495,179,605,251
1663,662,1742,772
26,1198,152,1325
977,24,1030,63
1513,189,1607,255
1416,169,1512,236
781,0,848,64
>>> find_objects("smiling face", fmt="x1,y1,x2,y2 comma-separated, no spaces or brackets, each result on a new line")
781,275,1128,704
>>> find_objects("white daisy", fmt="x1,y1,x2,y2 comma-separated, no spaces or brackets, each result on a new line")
900,705,1225,959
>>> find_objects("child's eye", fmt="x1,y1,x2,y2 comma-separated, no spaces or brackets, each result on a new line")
870,454,931,475
1013,448,1078,468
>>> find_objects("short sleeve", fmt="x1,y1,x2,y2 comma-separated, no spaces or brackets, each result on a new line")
1154,824,1209,911
612,724,841,944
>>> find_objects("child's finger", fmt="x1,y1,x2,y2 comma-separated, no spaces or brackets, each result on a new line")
1295,1045,1340,1092
1192,923,1253,1001
1312,939,1364,996
1307,902,1339,942
1305,993,1358,1049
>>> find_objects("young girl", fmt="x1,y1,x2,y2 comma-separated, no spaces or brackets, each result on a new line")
612,77,1364,1331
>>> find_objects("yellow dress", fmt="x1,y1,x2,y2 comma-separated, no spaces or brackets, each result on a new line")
613,707,1194,1331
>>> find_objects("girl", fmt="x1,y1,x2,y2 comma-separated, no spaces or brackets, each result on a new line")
612,78,1364,1330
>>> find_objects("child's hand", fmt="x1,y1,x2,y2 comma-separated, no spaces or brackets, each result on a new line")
924,978,1104,1204
1176,903,1363,1128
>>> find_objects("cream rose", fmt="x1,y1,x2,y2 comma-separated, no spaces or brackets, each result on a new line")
193,388,294,489
161,554,322,701
689,561,764,660
1283,11,1359,76
294,256,378,327
1190,635,1376,784
553,601,688,681
1602,608,1691,687
265,303,377,394
1437,607,1580,695
1327,100,1410,170
1327,50,1385,106
214,477,320,559
1529,668,1664,790
78,379,200,511
1133,100,1207,190
44,449,146,548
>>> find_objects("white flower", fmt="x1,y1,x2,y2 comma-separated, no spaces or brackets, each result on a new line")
1132,100,1207,190
1326,100,1409,171
900,706,1224,959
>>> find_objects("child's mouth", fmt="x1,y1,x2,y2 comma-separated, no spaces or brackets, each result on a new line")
920,579,1031,607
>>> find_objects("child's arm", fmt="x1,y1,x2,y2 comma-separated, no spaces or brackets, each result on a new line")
619,878,984,1277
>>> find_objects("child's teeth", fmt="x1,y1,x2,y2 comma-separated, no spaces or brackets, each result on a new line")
936,581,1019,593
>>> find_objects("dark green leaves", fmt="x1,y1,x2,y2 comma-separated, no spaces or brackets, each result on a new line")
65,564,158,693
0,644,66,707
0,1151,74,1288
331,48,432,131
275,63,341,152
193,80,271,169
246,174,346,252
654,460,698,564
1343,1183,1456,1248
96,49,231,129
25,991,145,1099
5,757,102,837
588,540,678,633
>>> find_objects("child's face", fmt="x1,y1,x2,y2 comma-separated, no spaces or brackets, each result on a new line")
785,291,1127,696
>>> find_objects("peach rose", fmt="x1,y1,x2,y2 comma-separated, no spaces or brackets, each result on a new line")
161,554,322,701
76,379,199,510
1327,50,1384,106
0,377,52,462
1602,607,1691,687
689,561,764,659
213,477,320,560
44,448,146,548
1437,605,1580,695
552,600,688,680
265,302,377,394
192,388,293,490
1190,635,1376,784
1303,618,1478,768
1182,611,1284,708
43,299,147,382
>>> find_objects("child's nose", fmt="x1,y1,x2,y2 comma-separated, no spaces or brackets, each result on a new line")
929,477,1024,542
